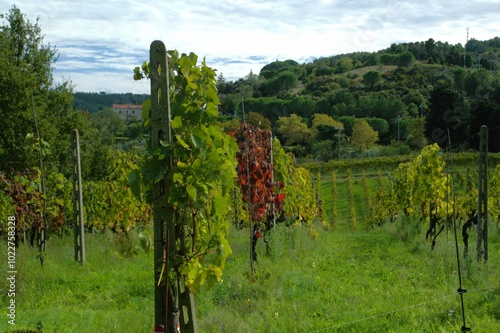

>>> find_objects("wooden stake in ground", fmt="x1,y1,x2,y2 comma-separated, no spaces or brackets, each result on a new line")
477,125,488,262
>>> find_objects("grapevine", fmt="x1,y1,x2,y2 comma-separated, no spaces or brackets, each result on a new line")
361,170,372,210
83,151,152,234
370,175,398,228
375,144,452,247
315,172,328,230
230,123,285,262
0,170,43,247
287,167,318,238
272,137,319,236
135,50,238,293
489,165,500,226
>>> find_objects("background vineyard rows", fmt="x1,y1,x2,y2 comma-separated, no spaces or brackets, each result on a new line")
2,147,500,242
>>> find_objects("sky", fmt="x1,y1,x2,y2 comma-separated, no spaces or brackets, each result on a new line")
3,0,500,94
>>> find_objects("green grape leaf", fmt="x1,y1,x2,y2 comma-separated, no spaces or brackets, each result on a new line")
171,116,183,129
175,135,190,150
186,184,197,201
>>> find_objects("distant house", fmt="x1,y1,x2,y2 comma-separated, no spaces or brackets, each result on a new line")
112,104,142,122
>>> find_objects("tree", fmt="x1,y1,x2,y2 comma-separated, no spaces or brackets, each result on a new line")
245,111,271,130
363,70,382,88
0,6,57,168
406,117,427,150
380,53,395,65
339,116,357,136
216,72,231,94
396,51,416,67
287,96,316,118
335,57,354,73
0,6,101,177
424,38,437,63
218,117,240,132
425,86,469,148
259,59,303,79
469,82,500,152
264,70,298,95
365,117,389,136
453,67,466,92
91,108,127,143
276,114,311,146
310,113,343,141
351,118,378,149
312,140,336,162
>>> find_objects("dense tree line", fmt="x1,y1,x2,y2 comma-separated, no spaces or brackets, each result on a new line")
73,92,149,113
217,36,500,159
0,6,146,181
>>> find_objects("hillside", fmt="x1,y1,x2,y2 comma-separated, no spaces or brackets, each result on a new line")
217,37,500,156
73,92,149,113
71,37,500,156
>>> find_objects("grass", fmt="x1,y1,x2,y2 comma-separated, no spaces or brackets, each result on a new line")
1,231,153,332
2,171,500,332
2,224,498,332
318,172,382,230
197,223,500,332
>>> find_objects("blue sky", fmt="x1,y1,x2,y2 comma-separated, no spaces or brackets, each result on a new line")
4,0,500,93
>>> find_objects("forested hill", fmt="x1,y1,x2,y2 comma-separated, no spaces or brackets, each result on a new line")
216,37,500,155
73,92,149,113
70,37,500,156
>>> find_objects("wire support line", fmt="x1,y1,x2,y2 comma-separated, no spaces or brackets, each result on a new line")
307,287,499,333
484,125,500,133
447,128,471,332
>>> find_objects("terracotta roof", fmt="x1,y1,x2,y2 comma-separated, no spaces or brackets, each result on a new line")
112,104,142,109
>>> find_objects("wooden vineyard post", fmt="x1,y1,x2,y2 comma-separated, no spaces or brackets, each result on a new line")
31,93,47,266
347,169,356,229
270,134,276,229
331,172,337,230
361,170,372,210
477,125,488,262
150,40,198,333
72,129,85,264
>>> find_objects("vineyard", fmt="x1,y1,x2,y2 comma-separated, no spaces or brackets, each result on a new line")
3,143,500,244
2,39,500,332
2,140,500,331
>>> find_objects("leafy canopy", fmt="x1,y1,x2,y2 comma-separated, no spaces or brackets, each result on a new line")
351,118,379,149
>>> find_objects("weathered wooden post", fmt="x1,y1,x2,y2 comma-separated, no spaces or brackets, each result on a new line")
72,129,85,264
150,40,198,333
477,125,488,262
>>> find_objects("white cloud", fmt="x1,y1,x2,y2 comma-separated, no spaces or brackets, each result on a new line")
7,0,500,93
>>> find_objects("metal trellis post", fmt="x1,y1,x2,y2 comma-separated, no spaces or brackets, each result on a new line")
150,40,198,333
72,129,86,264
